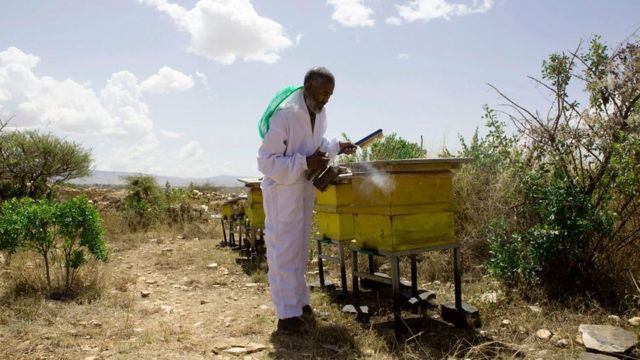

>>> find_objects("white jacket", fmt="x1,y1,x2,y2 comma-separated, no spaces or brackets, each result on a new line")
258,89,339,188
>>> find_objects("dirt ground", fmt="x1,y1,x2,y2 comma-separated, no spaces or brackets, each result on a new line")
1,220,639,359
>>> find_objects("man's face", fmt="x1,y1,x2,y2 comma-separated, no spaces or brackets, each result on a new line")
304,78,334,114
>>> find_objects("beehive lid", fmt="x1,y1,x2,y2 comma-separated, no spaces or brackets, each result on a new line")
223,194,247,204
237,177,262,187
350,158,472,174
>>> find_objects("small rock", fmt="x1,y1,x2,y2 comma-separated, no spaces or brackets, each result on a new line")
555,338,569,347
200,299,210,305
607,315,620,323
579,324,638,353
244,283,259,287
160,305,173,314
575,334,584,345
517,326,526,334
193,322,204,327
161,247,174,253
628,316,640,326
536,329,552,341
144,279,157,285
133,328,144,334
259,305,269,311
480,291,497,304
140,290,151,298
501,319,511,327
363,349,375,356
528,305,542,313
342,304,357,314
218,266,229,275
207,263,218,269
88,320,102,328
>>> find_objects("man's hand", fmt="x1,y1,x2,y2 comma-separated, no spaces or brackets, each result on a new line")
306,148,330,171
339,141,357,155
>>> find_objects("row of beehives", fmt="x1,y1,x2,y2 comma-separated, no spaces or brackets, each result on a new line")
224,159,468,252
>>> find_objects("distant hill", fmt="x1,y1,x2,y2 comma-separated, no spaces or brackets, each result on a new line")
71,170,249,188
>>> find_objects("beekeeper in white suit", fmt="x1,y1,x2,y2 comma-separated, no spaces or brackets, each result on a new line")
257,67,356,333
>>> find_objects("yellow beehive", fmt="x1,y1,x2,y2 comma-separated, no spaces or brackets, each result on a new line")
237,178,265,229
350,158,470,252
221,202,234,219
221,196,246,219
315,174,354,241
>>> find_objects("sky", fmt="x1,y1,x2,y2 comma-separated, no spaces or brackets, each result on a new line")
1,0,639,178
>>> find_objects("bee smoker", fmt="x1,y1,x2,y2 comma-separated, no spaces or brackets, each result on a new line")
311,165,341,192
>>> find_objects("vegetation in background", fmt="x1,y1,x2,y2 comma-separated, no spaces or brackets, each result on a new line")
121,175,165,230
339,132,426,163
0,196,107,298
454,35,640,306
0,129,92,200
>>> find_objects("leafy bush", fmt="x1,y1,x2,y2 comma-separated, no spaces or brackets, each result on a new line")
0,196,108,298
450,106,522,262
460,35,640,304
0,130,92,200
339,132,426,163
121,175,165,230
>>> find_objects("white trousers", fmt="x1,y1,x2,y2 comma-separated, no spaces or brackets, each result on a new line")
263,181,315,319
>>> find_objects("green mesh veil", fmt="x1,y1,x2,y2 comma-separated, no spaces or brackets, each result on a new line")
258,85,303,139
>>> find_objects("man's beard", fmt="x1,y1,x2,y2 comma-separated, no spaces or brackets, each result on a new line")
305,96,324,114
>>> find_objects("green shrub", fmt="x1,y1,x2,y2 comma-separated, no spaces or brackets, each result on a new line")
121,175,165,230
0,196,107,298
339,132,426,163
466,35,640,304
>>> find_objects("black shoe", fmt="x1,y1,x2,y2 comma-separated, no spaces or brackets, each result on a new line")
302,305,313,316
277,317,307,334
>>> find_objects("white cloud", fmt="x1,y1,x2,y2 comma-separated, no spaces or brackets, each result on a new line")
140,66,194,93
194,71,209,90
0,46,40,68
328,0,375,27
139,0,293,64
385,16,402,26
397,53,410,60
178,140,205,160
160,129,185,139
393,0,493,23
0,46,216,177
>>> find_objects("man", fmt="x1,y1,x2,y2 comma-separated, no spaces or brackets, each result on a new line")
257,67,356,332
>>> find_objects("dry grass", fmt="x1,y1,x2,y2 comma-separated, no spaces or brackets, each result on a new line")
1,203,639,359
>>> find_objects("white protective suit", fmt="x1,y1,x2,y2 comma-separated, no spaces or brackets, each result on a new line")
257,89,339,319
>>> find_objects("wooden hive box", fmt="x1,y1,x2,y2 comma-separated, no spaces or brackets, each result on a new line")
349,158,470,252
237,178,265,229
315,174,354,241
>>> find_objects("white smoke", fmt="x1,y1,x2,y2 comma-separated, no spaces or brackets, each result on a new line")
357,162,395,194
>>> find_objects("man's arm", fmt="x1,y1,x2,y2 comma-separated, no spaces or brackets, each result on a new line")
257,112,308,184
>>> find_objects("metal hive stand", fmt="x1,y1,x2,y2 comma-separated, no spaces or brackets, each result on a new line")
349,243,477,332
315,238,349,296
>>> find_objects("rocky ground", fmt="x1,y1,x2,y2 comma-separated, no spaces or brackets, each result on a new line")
0,216,639,359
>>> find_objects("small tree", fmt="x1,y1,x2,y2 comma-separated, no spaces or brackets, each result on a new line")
0,196,108,297
0,130,92,199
